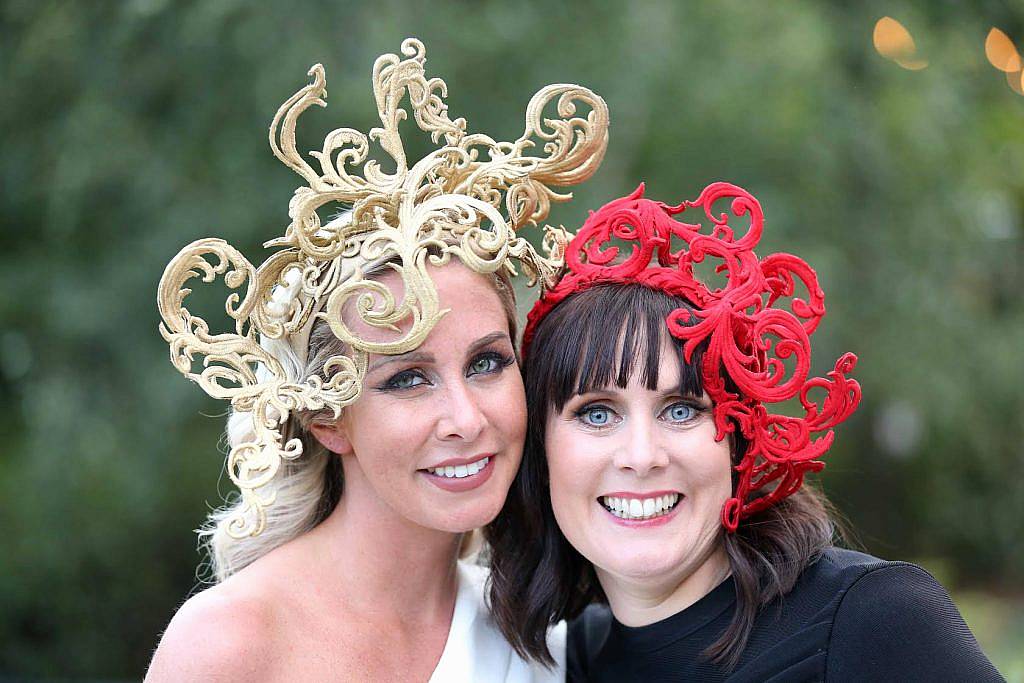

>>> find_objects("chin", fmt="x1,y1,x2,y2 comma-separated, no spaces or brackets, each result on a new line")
426,491,508,532
590,535,690,580
607,550,684,581
431,506,500,532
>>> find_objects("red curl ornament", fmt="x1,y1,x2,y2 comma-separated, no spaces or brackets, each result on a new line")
523,183,861,532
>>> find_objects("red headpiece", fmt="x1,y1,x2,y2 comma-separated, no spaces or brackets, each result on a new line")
523,183,861,531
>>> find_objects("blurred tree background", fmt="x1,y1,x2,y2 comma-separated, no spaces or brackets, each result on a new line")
2,0,1022,679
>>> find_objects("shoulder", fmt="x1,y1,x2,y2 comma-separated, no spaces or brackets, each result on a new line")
768,546,895,614
830,558,963,637
145,581,279,682
803,546,894,586
825,557,1002,681
784,546,905,605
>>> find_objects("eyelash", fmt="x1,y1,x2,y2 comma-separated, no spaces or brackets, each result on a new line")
377,350,514,392
573,399,706,430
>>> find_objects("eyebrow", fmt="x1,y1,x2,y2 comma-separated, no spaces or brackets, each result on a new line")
365,331,510,374
468,331,511,353
367,351,434,374
574,385,703,401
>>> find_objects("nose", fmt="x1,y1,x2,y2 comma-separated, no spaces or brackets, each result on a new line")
612,417,669,477
434,378,488,442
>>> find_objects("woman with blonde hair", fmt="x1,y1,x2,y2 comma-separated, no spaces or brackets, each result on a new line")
146,39,608,681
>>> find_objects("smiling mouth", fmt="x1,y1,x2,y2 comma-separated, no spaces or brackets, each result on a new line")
418,454,496,493
599,493,681,521
423,455,491,479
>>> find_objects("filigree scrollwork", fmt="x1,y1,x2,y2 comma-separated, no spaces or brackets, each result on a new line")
523,182,860,532
159,39,609,536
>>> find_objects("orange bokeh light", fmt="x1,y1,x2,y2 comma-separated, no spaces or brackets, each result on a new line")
986,28,1022,72
873,17,928,70
874,17,917,59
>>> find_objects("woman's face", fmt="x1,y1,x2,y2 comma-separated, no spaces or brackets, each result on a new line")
545,335,732,586
313,262,525,533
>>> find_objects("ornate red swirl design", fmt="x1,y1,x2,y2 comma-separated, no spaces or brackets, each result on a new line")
524,183,861,531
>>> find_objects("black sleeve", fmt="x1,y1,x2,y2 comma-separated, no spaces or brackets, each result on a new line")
826,563,1004,682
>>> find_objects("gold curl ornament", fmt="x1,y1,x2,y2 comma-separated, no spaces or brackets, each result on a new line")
157,38,609,537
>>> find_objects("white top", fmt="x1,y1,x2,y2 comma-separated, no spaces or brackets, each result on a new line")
429,561,566,683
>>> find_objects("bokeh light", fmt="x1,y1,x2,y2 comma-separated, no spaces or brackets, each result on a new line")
985,28,1024,96
985,28,1021,72
873,16,929,70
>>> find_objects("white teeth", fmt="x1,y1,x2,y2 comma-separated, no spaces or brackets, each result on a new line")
427,456,490,478
600,493,680,520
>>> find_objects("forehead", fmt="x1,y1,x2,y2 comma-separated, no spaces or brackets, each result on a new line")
344,260,510,351
600,328,683,392
527,283,708,412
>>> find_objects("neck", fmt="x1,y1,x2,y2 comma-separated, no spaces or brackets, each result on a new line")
297,458,463,624
598,542,732,627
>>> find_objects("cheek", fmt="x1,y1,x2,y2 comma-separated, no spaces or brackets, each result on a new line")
345,397,431,469
488,373,527,440
495,374,528,432
545,424,597,514
688,436,734,506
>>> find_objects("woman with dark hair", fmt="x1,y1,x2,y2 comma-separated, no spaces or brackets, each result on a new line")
487,183,1003,681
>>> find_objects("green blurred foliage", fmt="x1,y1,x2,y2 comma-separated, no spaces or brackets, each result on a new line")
1,0,1022,678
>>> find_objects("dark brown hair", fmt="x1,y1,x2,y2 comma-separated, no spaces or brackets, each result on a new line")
486,283,838,671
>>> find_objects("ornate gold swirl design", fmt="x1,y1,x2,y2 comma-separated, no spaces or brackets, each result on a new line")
158,39,608,536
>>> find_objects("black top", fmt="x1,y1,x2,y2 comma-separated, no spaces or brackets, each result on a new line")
567,547,1003,682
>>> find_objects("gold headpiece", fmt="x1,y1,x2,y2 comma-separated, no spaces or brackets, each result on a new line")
157,39,609,537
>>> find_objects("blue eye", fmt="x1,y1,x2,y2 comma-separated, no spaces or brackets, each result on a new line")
663,402,697,422
578,405,615,427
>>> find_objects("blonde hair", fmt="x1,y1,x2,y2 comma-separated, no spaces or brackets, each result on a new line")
198,261,518,582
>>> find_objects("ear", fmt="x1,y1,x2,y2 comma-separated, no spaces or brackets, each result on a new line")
309,420,353,456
